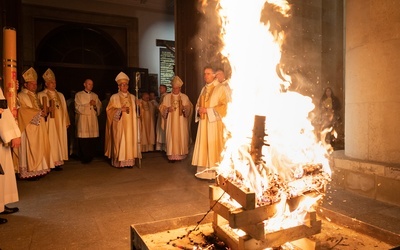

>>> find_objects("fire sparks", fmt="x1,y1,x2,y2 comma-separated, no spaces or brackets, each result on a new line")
209,0,332,236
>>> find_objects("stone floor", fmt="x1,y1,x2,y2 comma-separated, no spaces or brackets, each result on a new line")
0,152,211,249
0,151,399,249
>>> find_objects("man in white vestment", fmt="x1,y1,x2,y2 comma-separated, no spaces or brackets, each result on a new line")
75,79,102,163
192,66,228,180
0,86,21,224
105,72,141,168
38,68,70,170
159,76,192,162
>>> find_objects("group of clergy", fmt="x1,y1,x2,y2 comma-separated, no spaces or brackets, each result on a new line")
16,67,69,179
0,66,230,226
0,67,70,224
113,66,231,180
105,72,194,168
4,66,230,183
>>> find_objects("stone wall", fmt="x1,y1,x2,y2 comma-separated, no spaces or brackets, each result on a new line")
332,150,400,206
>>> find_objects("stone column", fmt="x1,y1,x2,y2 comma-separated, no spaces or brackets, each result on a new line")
345,0,400,163
334,0,400,205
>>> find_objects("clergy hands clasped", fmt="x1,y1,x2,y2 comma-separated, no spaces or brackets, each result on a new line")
90,100,97,112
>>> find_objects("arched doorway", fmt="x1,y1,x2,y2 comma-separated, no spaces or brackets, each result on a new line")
35,24,126,99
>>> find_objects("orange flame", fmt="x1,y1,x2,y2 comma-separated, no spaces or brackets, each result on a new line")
213,0,332,231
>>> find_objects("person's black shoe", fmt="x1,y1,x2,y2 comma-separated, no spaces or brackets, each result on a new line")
53,166,63,171
1,206,19,214
27,176,41,181
168,160,176,163
0,217,7,224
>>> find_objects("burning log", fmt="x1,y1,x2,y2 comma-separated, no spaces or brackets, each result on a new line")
214,175,256,210
209,115,329,249
250,115,269,164
210,176,323,249
213,211,321,249
210,185,277,227
217,115,330,208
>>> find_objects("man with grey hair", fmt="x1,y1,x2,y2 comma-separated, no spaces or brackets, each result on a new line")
75,79,102,164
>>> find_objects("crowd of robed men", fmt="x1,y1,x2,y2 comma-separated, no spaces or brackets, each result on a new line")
0,65,230,224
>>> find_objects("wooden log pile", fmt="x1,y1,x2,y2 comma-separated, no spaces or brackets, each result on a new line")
210,176,322,250
208,115,326,249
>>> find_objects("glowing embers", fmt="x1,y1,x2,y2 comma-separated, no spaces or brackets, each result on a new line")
210,175,323,249
209,115,329,249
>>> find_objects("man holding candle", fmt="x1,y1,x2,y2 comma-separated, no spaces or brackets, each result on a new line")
75,79,102,164
38,68,70,170
159,76,193,162
104,72,140,168
191,66,228,180
16,67,53,179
